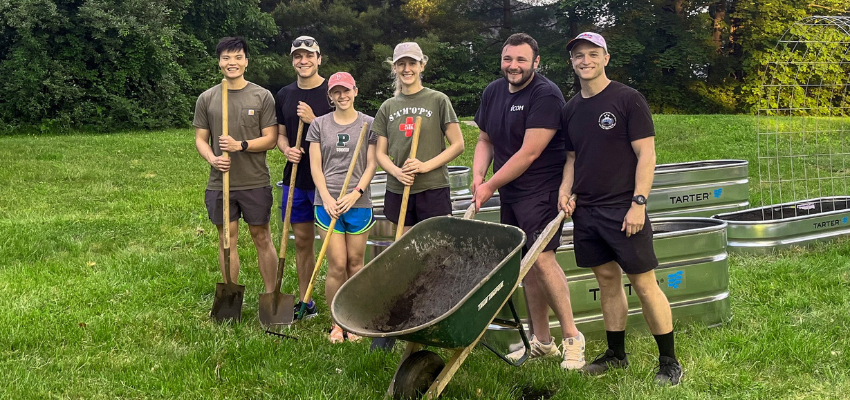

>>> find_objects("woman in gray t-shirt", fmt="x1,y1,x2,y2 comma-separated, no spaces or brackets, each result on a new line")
306,72,377,344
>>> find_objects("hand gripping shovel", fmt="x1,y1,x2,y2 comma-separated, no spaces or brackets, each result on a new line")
394,116,423,241
211,79,246,322
258,120,304,327
297,121,369,320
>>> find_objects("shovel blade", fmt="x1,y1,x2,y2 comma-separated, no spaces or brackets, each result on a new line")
211,282,245,323
258,292,295,327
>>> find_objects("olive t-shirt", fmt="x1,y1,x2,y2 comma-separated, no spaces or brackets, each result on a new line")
563,81,655,207
305,112,377,208
371,87,459,194
193,82,276,191
275,80,334,191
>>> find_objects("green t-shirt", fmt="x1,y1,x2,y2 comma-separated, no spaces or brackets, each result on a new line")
371,87,459,194
193,82,277,191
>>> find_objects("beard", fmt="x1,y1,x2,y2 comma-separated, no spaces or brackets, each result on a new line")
502,67,534,88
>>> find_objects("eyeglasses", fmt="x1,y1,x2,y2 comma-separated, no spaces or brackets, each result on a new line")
292,38,317,48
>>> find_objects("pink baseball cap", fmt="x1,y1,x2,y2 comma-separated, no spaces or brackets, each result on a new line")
328,72,356,92
566,32,608,53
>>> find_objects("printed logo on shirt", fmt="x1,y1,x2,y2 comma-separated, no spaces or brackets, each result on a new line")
398,117,416,137
248,109,255,116
510,105,524,112
337,133,350,152
598,112,616,130
387,107,434,122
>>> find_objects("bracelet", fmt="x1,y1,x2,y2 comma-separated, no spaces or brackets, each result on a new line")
354,187,364,195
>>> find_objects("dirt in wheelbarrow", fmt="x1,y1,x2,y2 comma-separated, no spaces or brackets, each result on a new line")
370,244,504,332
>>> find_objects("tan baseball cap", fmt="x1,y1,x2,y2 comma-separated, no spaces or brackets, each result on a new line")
392,42,424,63
291,36,320,55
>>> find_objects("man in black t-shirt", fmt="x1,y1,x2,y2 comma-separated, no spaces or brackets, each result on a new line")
472,33,586,370
558,32,683,385
275,35,334,319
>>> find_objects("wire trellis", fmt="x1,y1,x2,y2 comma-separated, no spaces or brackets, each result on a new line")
757,16,850,218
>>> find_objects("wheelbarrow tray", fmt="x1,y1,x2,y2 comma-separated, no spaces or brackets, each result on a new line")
333,216,526,349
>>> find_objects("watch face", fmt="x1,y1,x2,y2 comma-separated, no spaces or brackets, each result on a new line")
633,195,646,205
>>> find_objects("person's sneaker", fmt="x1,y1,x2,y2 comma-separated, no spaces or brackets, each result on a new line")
506,334,561,362
581,349,629,376
560,332,586,370
654,356,683,386
293,300,318,320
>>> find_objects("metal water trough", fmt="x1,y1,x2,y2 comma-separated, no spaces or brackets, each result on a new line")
483,217,730,346
649,159,749,217
713,196,850,254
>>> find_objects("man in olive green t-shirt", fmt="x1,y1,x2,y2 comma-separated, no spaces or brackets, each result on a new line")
193,37,279,295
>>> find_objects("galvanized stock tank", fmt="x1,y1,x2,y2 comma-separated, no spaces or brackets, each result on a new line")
648,160,749,217
483,217,731,346
713,196,850,254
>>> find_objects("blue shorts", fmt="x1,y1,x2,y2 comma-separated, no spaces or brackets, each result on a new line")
280,186,315,224
314,206,375,235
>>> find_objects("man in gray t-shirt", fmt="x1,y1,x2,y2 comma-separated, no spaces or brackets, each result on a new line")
193,37,279,298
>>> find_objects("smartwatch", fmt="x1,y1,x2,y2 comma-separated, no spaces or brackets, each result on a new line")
354,187,364,195
632,194,647,205
240,140,249,152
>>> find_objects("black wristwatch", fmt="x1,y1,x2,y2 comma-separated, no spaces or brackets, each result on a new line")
632,194,647,205
240,140,249,152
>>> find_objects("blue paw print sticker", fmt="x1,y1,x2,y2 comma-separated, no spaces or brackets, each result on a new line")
843,216,848,224
667,271,683,289
713,188,723,198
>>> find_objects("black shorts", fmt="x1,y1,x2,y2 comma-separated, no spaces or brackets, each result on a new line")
571,206,657,274
501,191,563,255
204,186,273,226
384,187,451,226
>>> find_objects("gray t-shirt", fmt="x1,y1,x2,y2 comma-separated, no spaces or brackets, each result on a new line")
193,82,276,191
305,112,377,208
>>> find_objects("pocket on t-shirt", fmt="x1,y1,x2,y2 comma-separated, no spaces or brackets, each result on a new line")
240,107,260,130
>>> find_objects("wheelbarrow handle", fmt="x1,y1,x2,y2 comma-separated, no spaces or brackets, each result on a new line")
517,193,576,277
462,203,476,220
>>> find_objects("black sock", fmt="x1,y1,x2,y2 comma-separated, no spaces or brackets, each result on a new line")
653,331,676,361
606,330,626,359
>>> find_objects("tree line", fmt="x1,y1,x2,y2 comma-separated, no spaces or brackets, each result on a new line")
0,0,846,133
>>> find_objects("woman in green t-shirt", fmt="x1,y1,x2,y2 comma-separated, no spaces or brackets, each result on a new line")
307,72,378,343
372,42,465,236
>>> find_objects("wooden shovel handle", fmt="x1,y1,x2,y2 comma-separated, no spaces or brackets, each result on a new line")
303,121,370,306
221,79,234,285
275,120,305,293
394,116,422,241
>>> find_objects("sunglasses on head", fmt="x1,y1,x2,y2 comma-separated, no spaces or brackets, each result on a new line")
292,38,316,48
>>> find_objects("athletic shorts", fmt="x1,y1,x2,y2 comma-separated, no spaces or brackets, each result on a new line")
571,206,658,274
383,187,451,226
205,186,273,226
280,185,315,224
314,206,375,235
501,190,563,255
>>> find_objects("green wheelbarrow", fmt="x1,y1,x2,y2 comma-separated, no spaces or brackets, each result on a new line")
333,210,566,399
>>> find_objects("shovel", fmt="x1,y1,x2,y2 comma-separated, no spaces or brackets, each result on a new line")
298,121,369,320
394,116,423,241
258,120,304,327
211,79,246,322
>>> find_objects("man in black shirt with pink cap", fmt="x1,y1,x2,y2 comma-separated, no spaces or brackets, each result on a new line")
558,31,683,385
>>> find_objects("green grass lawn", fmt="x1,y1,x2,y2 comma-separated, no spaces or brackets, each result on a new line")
1,115,849,399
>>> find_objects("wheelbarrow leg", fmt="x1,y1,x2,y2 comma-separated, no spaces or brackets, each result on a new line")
423,344,474,400
385,341,423,400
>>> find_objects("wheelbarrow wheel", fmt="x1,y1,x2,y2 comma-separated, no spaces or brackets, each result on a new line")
393,350,445,400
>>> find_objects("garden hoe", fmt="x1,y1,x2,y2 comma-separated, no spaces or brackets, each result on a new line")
211,79,246,322
258,120,304,327
297,121,369,320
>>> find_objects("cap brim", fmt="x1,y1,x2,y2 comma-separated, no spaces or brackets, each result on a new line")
566,38,604,52
328,82,355,92
392,54,422,63
290,46,320,55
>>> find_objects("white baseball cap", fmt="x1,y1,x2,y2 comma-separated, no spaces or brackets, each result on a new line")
566,32,608,53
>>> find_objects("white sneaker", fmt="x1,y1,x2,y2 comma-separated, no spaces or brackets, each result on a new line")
506,334,561,362
560,332,586,370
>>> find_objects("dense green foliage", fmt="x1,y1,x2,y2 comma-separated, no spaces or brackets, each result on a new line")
0,0,847,131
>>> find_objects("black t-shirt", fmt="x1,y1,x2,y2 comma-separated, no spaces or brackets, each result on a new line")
474,74,566,203
275,80,334,190
563,81,655,207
